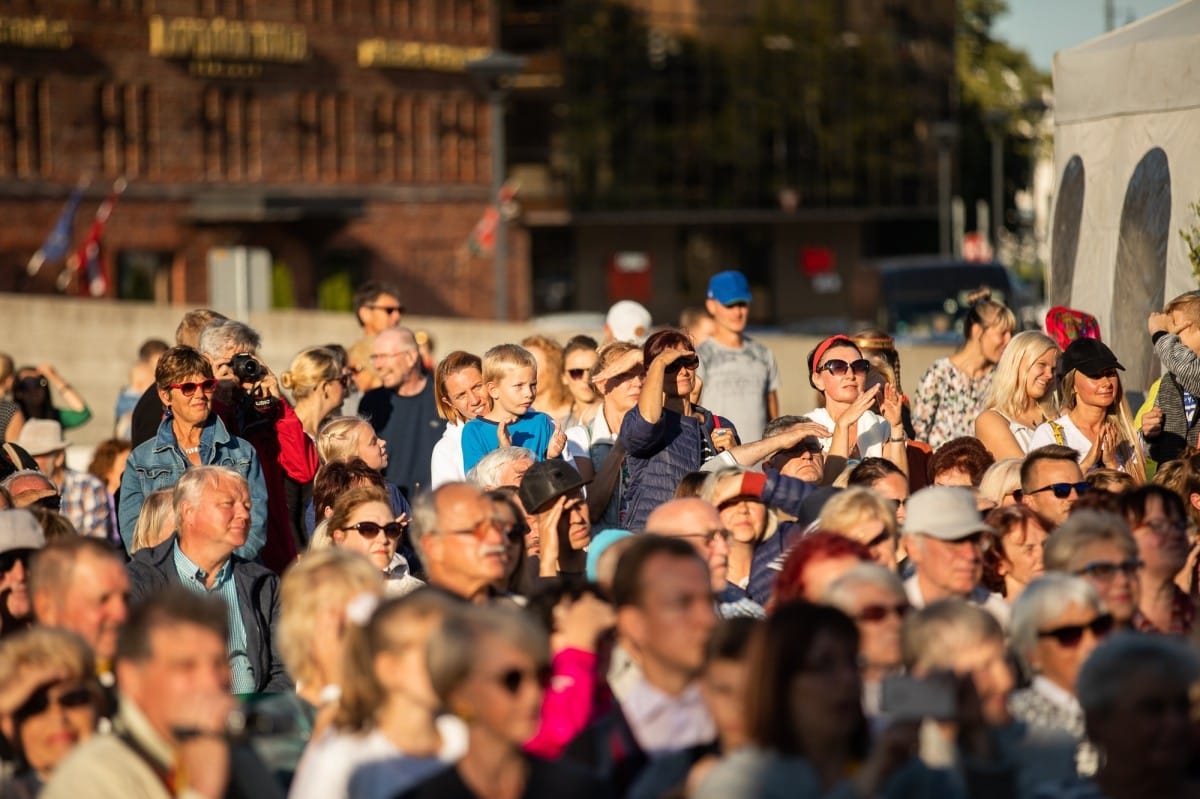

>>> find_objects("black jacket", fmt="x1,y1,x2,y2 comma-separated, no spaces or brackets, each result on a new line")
127,535,292,693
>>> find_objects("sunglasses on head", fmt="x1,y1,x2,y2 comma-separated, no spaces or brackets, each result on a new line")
1037,613,1114,647
347,521,405,540
15,685,93,720
1021,481,1090,500
817,358,870,377
168,379,218,397
855,602,909,623
666,355,700,372
493,665,553,695
566,368,592,381
1074,558,1142,581
0,548,34,574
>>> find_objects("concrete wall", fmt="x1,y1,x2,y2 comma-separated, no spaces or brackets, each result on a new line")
0,293,954,448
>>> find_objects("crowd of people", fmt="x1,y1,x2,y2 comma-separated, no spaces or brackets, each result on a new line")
1,273,1199,799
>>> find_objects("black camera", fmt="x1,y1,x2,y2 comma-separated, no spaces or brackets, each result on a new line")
230,353,265,383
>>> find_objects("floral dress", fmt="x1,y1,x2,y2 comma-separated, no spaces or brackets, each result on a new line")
911,357,993,449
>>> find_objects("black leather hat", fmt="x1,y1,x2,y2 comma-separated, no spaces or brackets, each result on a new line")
518,460,588,514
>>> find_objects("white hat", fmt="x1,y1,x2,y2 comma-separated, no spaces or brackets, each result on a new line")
0,510,45,554
902,486,991,541
605,300,652,344
16,419,67,457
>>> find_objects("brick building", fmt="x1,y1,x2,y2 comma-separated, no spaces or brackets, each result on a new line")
0,0,522,317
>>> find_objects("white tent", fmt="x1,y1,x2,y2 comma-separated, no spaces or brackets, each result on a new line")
1051,0,1200,389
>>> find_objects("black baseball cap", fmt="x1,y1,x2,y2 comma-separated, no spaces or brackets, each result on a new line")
518,460,589,515
1060,337,1123,378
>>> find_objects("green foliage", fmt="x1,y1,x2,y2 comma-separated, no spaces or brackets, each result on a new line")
1182,201,1200,287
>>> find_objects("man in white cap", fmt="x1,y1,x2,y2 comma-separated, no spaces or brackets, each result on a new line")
604,300,652,345
17,418,112,541
0,508,45,636
901,485,1009,627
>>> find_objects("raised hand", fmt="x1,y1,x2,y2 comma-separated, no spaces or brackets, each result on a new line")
547,421,567,459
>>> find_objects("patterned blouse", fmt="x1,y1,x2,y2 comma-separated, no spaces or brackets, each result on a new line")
911,357,994,449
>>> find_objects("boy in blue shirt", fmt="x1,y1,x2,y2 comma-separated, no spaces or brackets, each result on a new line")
462,344,566,472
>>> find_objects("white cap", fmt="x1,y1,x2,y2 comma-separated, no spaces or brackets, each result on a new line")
605,300,652,344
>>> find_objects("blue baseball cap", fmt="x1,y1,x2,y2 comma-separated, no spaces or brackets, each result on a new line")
707,270,752,306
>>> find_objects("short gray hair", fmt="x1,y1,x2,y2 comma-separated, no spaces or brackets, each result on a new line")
466,447,536,490
198,319,261,360
1009,574,1103,664
698,464,751,503
174,466,247,518
1043,510,1136,573
902,599,1004,674
427,604,549,705
762,415,812,439
1077,633,1200,716
409,482,485,562
823,563,905,613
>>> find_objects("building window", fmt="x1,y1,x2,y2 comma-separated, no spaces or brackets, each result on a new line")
0,78,49,179
116,249,173,303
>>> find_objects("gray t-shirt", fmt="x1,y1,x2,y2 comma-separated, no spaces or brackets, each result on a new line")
697,336,779,441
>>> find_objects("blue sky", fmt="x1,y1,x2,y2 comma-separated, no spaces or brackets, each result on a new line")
993,0,1180,70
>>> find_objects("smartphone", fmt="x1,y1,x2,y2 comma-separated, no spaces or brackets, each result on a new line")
880,674,957,721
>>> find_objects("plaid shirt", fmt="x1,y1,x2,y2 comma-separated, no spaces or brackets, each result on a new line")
59,469,113,541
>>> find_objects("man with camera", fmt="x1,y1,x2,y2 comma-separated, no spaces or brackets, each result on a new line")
198,321,318,573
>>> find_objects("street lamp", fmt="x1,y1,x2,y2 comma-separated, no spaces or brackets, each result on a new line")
932,121,959,257
467,50,526,321
984,109,1009,253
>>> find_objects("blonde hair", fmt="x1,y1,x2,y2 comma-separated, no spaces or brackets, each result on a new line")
326,485,393,544
983,330,1060,421
131,488,176,553
1165,291,1200,325
699,465,779,542
278,548,383,689
977,458,1023,507
0,627,94,689
482,343,538,386
816,487,897,546
962,289,1017,344
281,346,341,402
1060,369,1146,482
317,416,371,464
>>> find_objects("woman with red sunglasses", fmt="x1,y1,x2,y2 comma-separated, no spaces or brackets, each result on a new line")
117,346,268,559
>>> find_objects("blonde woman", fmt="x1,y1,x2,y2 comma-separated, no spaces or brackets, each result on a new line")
816,486,899,570
977,458,1023,509
289,590,466,799
278,548,384,729
974,330,1061,459
912,291,1016,449
129,488,175,553
317,485,422,597
282,347,350,440
1028,339,1147,483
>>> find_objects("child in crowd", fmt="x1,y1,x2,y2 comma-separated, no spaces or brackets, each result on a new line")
461,344,566,472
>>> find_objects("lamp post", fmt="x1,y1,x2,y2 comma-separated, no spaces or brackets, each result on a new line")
984,109,1010,253
467,50,526,321
932,122,959,257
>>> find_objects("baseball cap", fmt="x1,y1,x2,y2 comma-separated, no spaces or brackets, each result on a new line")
0,510,45,554
605,301,652,344
518,460,590,515
16,419,68,457
706,271,752,306
902,486,991,541
1060,337,1124,379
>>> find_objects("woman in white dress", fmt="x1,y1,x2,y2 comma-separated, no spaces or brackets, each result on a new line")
975,331,1061,460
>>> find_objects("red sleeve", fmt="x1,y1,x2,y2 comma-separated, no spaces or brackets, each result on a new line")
273,399,319,483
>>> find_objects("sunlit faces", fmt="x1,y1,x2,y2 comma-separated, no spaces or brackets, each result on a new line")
1066,540,1141,626
997,518,1047,594
559,489,592,551
333,500,400,571
844,583,906,671
977,321,1013,364
443,367,489,421
51,552,130,662
1024,348,1059,400
717,496,767,545
620,553,717,677
489,365,537,417
16,680,98,777
1073,370,1120,411
599,364,644,414
771,440,824,483
812,345,865,405
181,475,251,552
1029,602,1109,693
1171,310,1200,354
708,301,749,335
455,635,547,745
907,534,984,600
872,473,909,525
664,349,698,398
1130,493,1189,581
1021,458,1085,527
428,485,507,589
159,372,213,427
562,350,600,405
354,422,389,470
802,555,867,603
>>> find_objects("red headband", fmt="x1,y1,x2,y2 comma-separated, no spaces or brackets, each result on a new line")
811,335,857,372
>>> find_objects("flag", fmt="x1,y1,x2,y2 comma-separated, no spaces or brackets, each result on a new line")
63,178,126,297
463,180,520,257
26,179,88,276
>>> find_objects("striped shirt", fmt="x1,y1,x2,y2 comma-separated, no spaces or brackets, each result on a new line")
172,542,256,694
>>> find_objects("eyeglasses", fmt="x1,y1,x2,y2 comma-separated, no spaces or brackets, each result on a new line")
665,355,700,373
347,521,406,540
1074,558,1142,581
855,602,909,623
863,529,893,549
367,304,404,315
492,665,553,695
168,379,218,397
334,373,354,389
15,685,94,720
497,522,528,544
887,498,907,512
0,548,34,574
369,350,413,362
1037,613,1115,647
1139,517,1187,537
1023,482,1090,500
816,358,871,377
566,368,592,381
447,518,501,540
680,528,731,546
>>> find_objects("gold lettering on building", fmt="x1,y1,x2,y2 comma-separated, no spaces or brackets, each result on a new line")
358,39,490,72
149,16,307,63
0,16,72,49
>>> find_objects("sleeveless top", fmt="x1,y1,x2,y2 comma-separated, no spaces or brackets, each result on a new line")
995,410,1037,454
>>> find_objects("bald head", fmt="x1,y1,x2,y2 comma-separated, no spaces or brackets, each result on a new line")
645,498,728,590
371,327,421,389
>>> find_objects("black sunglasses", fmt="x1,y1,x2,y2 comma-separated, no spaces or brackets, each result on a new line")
499,522,528,544
1037,613,1115,647
0,548,35,574
348,521,405,540
855,602,909,623
666,355,700,372
494,665,553,695
566,368,591,381
1022,482,1090,500
817,358,871,377
168,379,218,397
368,304,404,315
32,494,61,511
1074,558,1143,581
15,685,94,720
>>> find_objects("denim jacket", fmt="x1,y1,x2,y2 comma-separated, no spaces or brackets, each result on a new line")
118,415,268,560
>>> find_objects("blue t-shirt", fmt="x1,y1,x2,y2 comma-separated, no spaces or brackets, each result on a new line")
461,411,556,472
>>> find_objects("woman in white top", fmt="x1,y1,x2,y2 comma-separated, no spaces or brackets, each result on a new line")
805,335,907,474
289,589,468,799
975,331,1061,459
429,352,490,489
1027,338,1147,483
